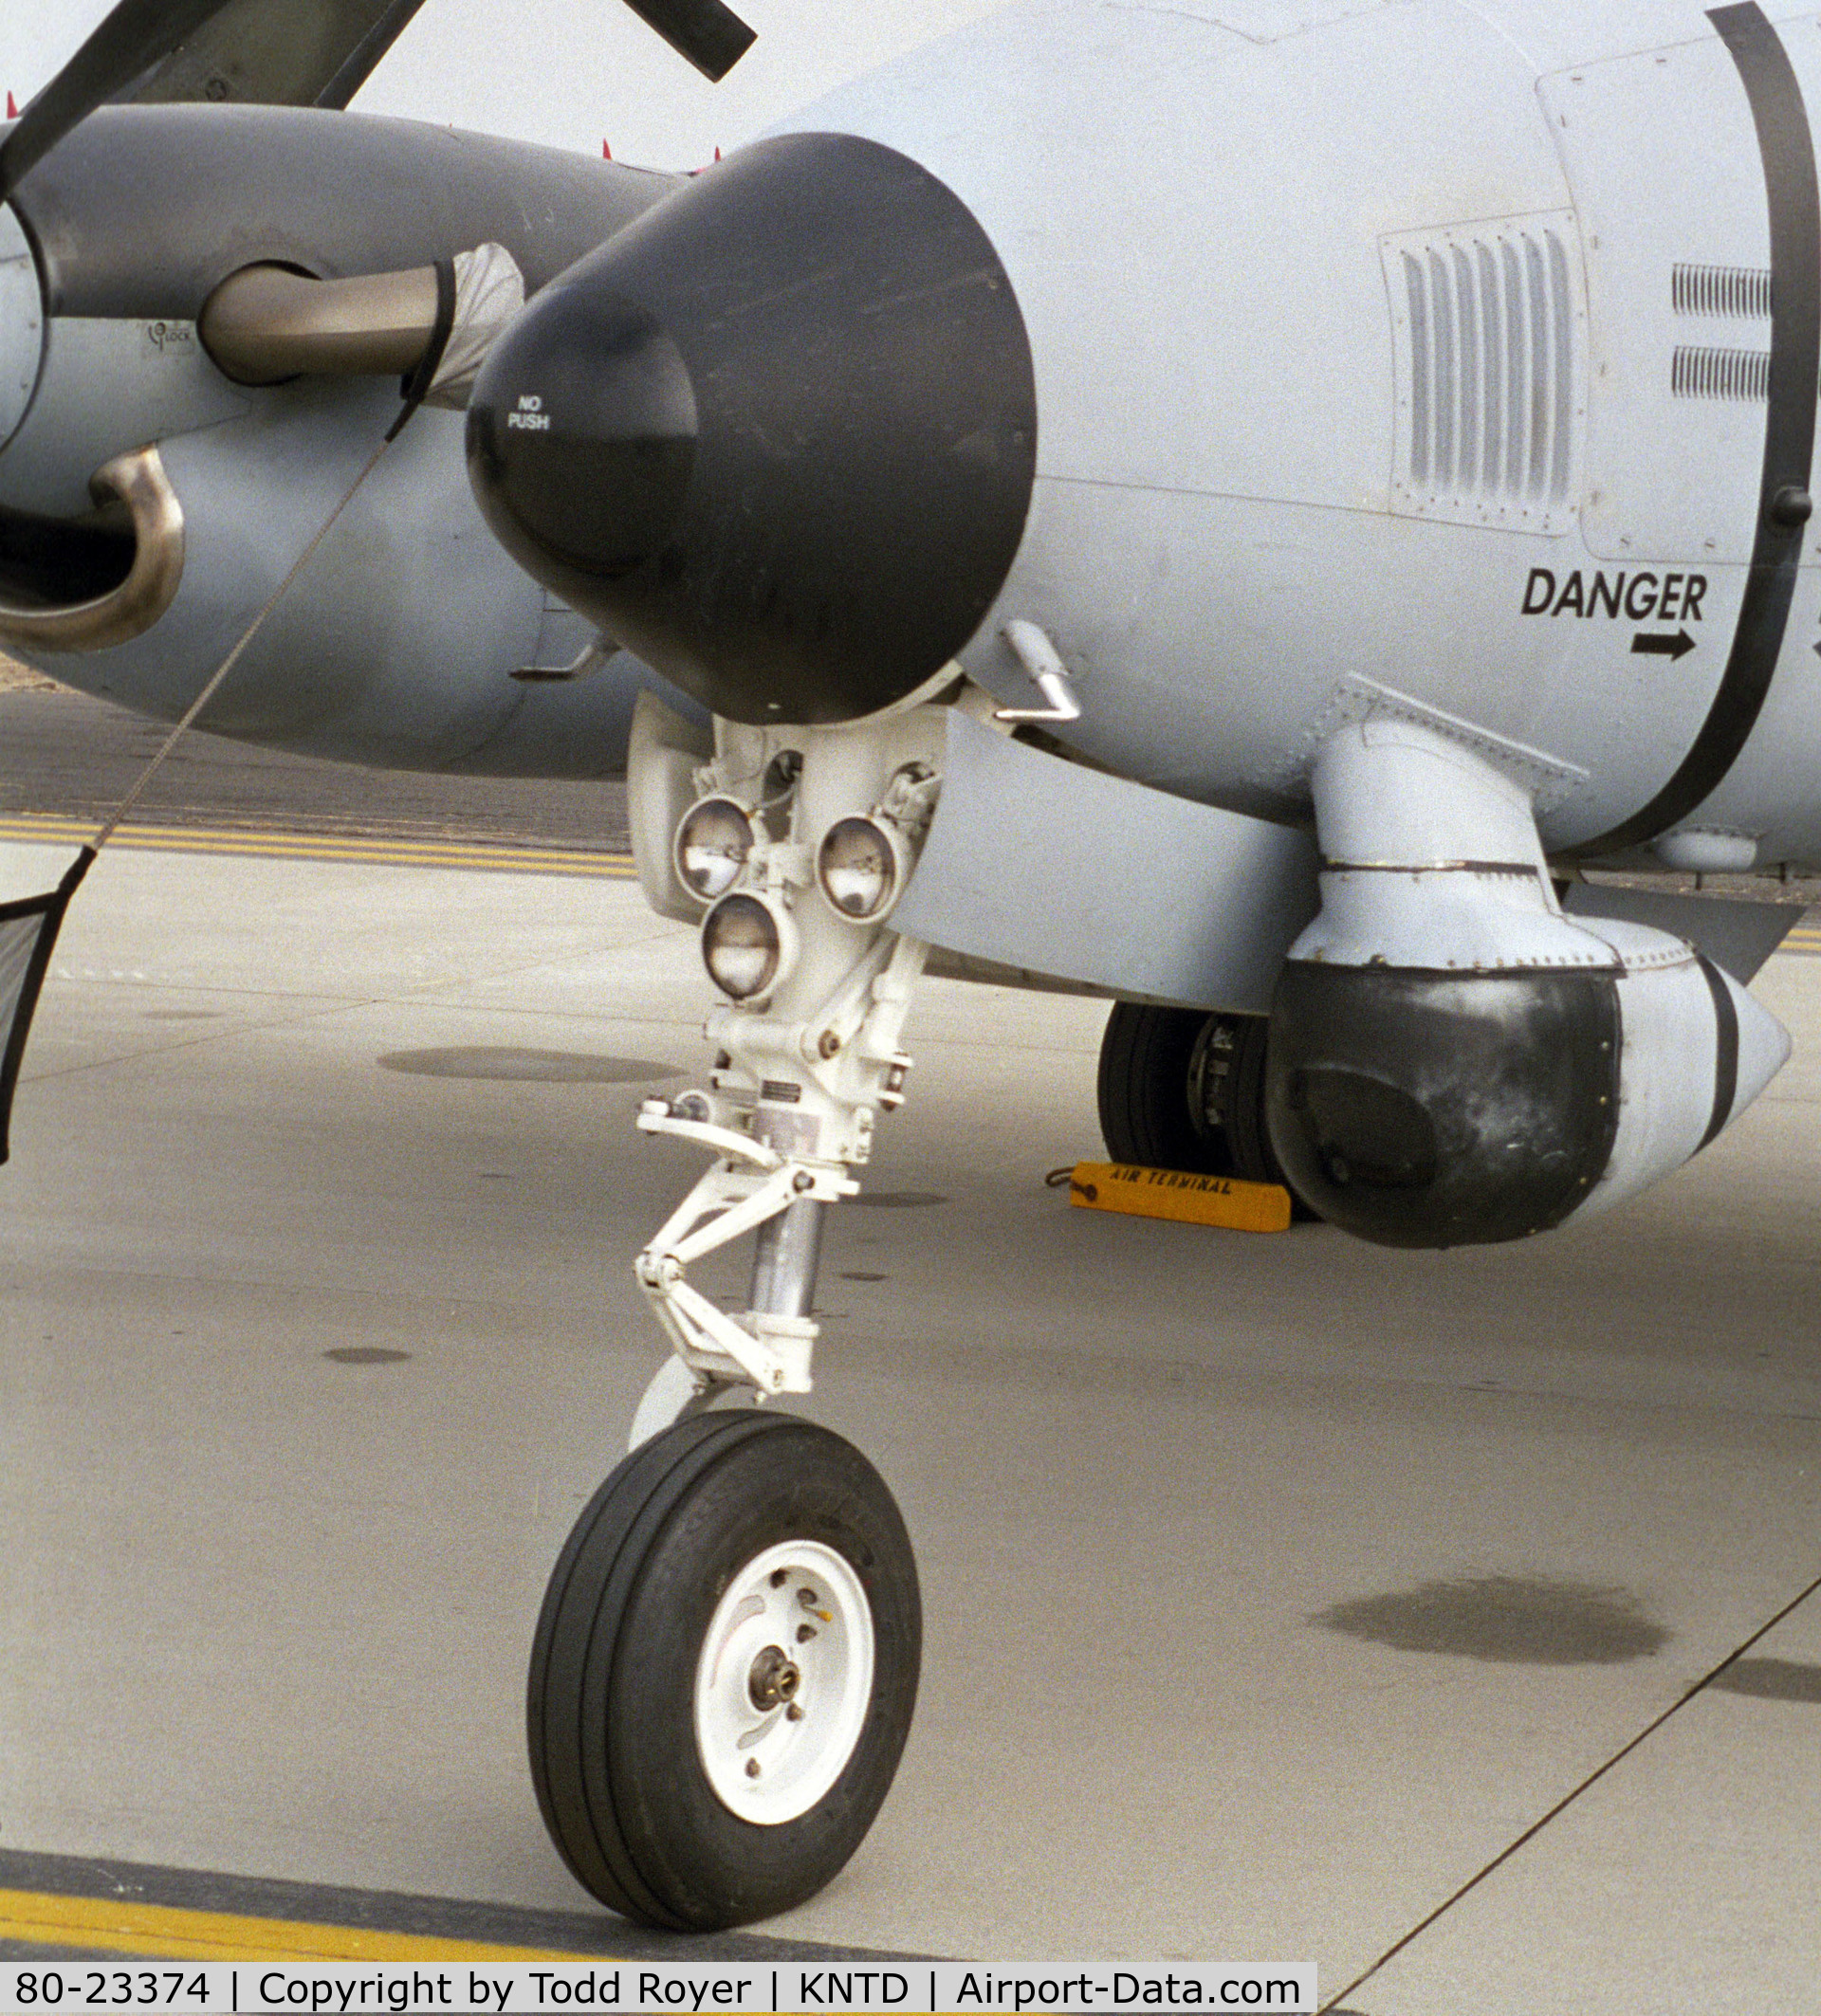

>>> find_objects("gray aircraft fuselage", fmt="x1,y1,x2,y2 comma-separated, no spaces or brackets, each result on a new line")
3,0,1819,872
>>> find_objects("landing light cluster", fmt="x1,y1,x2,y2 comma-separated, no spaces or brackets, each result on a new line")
673,767,930,1004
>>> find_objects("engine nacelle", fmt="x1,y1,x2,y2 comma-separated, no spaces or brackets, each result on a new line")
1265,723,1790,1247
0,106,700,777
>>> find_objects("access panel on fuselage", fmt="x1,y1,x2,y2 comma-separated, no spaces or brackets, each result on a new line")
1541,19,1817,565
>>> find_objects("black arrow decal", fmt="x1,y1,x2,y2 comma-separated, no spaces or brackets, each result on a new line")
1631,629,1698,661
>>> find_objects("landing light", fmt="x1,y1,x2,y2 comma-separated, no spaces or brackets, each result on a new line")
675,796,756,904
817,816,905,923
702,891,797,1002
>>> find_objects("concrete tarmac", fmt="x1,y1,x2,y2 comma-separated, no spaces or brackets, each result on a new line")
0,656,632,852
1,832,1819,2008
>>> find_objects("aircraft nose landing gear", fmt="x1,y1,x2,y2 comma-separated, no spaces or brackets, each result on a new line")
529,703,947,1931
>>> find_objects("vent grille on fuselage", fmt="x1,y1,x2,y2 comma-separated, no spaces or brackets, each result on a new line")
1398,226,1576,508
1671,345,1772,401
1672,263,1773,319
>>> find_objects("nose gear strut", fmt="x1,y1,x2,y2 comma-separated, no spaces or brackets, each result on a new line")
526,699,951,1931
625,705,946,1445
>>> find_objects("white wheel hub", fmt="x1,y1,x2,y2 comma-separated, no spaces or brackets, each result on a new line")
693,1539,874,1824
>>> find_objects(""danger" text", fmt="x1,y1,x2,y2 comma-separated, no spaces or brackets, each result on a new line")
1521,568,1707,622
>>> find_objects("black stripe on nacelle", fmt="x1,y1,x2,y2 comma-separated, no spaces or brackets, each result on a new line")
1696,953,1741,1150
1573,3,1820,858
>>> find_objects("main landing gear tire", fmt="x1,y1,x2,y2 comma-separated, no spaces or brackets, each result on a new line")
1096,1001,1312,1211
528,1409,921,1931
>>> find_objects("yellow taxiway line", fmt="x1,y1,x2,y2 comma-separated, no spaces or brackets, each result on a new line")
0,1883,587,1962
0,814,636,878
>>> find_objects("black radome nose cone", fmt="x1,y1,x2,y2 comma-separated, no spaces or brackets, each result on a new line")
467,132,1039,725
469,300,696,582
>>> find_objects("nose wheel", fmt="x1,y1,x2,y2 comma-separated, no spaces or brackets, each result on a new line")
529,1410,921,1931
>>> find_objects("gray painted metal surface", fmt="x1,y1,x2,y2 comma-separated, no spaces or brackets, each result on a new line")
9,106,674,320
1564,881,1803,984
0,207,42,454
0,317,250,520
895,711,1318,1013
773,0,1821,871
6,379,702,779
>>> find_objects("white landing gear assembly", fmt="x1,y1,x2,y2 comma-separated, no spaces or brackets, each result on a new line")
528,698,951,1932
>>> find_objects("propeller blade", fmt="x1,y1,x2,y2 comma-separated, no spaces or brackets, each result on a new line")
620,0,756,82
0,0,752,211
0,0,244,203
122,0,437,116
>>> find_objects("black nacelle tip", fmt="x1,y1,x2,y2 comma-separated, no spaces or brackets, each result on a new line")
467,132,1039,726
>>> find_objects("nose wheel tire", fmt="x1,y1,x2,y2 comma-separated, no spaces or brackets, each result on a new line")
528,1409,921,1931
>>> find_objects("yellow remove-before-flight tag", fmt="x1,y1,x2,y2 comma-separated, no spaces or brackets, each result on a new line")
1065,1161,1293,1234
